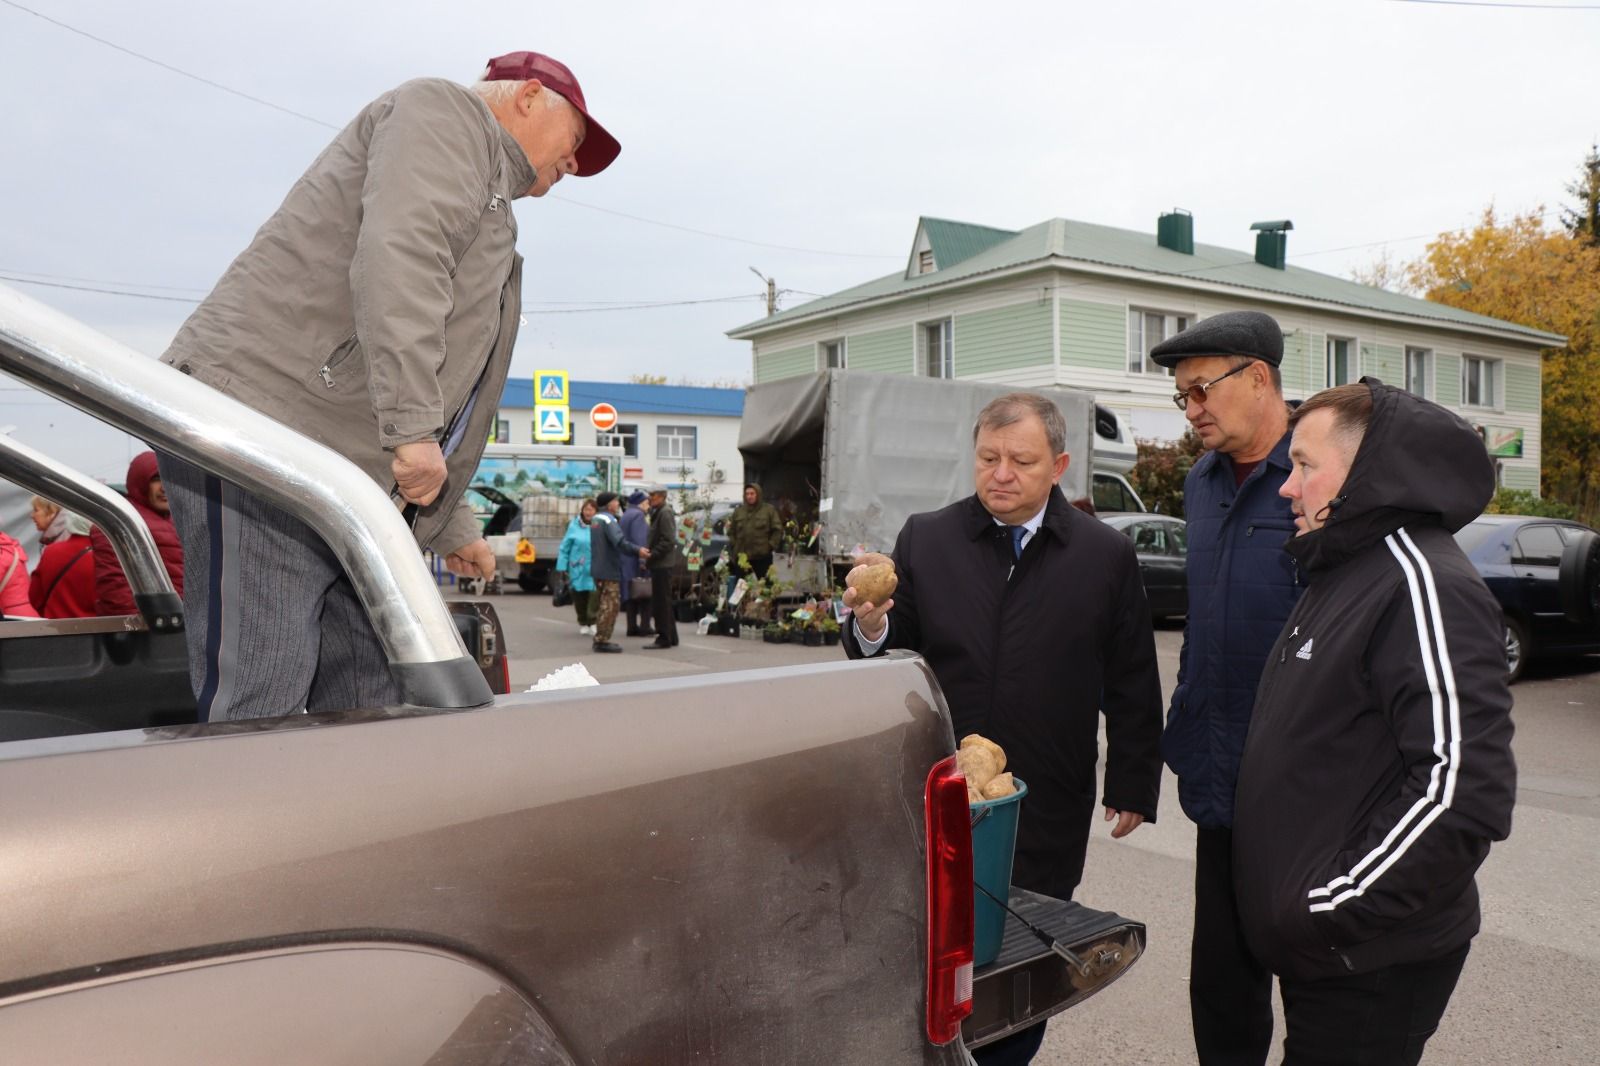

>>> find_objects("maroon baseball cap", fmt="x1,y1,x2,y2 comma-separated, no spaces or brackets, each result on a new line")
482,51,620,177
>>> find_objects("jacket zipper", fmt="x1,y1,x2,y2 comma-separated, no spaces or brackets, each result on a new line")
318,334,359,389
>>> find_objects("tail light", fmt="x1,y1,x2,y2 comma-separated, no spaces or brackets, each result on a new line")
925,754,974,1044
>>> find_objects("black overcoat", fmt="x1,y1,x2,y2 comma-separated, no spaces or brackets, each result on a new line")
844,488,1163,900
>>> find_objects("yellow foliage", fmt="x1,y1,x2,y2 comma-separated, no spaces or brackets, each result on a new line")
1405,207,1600,523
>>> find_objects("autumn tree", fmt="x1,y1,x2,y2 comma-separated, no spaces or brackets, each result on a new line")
628,373,668,385
1129,431,1205,518
1404,206,1600,522
1563,145,1600,247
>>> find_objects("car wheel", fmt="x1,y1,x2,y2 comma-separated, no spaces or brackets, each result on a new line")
1559,530,1600,625
517,573,546,594
1504,615,1530,684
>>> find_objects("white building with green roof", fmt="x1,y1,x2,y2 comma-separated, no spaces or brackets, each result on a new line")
726,213,1563,492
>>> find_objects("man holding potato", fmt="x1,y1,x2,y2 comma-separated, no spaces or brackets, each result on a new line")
842,391,1163,1066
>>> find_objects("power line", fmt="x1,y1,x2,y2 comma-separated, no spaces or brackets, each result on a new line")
550,197,898,259
0,273,201,303
0,0,340,129
1390,1,1600,9
0,0,894,261
0,267,211,295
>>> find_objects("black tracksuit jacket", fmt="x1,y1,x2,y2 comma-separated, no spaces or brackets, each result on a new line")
843,488,1164,900
1233,380,1517,981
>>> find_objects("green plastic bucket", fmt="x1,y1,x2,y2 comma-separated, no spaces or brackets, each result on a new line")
970,776,1027,968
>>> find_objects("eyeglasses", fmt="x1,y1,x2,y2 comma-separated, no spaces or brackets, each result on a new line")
1171,361,1253,411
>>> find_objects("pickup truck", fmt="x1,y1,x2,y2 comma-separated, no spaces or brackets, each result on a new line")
0,282,1144,1063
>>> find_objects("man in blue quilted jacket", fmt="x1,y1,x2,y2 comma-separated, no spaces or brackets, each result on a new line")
1150,310,1303,1066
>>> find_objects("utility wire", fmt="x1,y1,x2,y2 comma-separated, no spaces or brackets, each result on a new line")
0,0,893,260
0,273,201,304
1390,1,1600,9
0,0,340,129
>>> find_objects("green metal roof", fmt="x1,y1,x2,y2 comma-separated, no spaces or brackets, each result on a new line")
920,217,1018,271
728,216,1566,346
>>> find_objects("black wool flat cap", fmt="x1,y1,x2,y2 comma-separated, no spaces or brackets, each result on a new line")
1149,310,1284,368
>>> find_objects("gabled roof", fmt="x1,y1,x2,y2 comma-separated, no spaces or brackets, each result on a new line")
917,217,1018,273
728,216,1565,346
501,379,744,416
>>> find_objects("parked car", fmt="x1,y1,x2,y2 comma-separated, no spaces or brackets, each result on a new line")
1099,512,1188,619
1453,514,1600,682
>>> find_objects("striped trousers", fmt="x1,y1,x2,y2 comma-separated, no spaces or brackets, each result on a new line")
158,454,401,721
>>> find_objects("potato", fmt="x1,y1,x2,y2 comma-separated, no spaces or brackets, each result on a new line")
956,745,999,792
980,772,1016,800
960,734,1006,773
968,785,987,805
846,559,898,606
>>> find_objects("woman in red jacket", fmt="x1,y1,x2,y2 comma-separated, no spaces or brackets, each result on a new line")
29,501,96,619
92,451,184,615
1,530,39,618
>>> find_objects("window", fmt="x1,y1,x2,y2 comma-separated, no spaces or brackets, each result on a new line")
1127,309,1188,375
1326,336,1356,387
597,422,639,458
821,338,846,370
1405,347,1432,398
1092,473,1141,514
918,249,935,274
657,424,697,461
921,319,953,379
1512,525,1565,568
491,417,509,444
1462,355,1499,408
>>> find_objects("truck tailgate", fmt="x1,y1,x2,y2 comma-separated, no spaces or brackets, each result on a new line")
965,889,1145,1050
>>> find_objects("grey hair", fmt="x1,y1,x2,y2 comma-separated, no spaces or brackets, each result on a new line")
1229,354,1284,394
471,79,572,112
973,392,1067,455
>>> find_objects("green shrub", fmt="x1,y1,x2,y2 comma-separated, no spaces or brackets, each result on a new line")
1129,432,1205,518
1485,487,1578,520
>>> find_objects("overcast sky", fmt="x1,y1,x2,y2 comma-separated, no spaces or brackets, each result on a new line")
2,0,1598,462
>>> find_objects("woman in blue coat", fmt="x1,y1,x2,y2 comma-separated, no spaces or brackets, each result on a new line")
555,499,598,635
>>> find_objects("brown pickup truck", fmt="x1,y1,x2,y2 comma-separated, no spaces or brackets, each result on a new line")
0,283,1144,1063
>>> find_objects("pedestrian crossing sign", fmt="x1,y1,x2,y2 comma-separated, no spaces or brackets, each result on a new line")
535,406,570,441
535,370,569,405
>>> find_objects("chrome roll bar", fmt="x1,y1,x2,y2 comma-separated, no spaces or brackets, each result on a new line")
0,282,491,709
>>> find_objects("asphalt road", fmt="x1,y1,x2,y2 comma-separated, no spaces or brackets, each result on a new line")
475,590,1600,1064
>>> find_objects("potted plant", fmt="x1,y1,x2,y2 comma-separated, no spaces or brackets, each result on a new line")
819,616,841,646
763,622,786,644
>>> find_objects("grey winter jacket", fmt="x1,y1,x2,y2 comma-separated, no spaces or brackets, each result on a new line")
161,78,536,555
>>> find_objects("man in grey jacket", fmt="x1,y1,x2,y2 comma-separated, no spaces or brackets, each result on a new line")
157,51,620,719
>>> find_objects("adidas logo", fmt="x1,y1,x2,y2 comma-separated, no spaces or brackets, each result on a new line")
1296,638,1314,661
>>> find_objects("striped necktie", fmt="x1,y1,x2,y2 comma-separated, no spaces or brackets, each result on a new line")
1010,525,1026,559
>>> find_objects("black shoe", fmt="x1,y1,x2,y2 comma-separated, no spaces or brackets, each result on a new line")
625,627,642,637
593,642,623,653
636,629,657,638
642,640,672,650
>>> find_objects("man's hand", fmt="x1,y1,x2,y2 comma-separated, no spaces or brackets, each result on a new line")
446,539,496,581
1104,808,1145,840
842,585,893,643
392,440,448,506
639,547,651,560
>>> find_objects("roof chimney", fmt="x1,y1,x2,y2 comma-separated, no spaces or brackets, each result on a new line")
1156,209,1194,254
1250,219,1293,269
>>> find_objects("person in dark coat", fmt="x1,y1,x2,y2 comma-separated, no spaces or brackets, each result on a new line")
1234,380,1515,1065
619,490,654,637
588,491,648,653
842,392,1163,1066
92,451,185,616
641,485,680,649
1151,310,1303,1065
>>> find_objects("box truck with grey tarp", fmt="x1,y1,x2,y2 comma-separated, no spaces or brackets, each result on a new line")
737,371,1100,566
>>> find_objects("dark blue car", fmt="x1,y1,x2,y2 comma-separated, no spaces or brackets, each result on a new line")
1453,515,1600,682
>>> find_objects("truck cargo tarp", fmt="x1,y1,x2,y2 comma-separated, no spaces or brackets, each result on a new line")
739,371,1092,558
